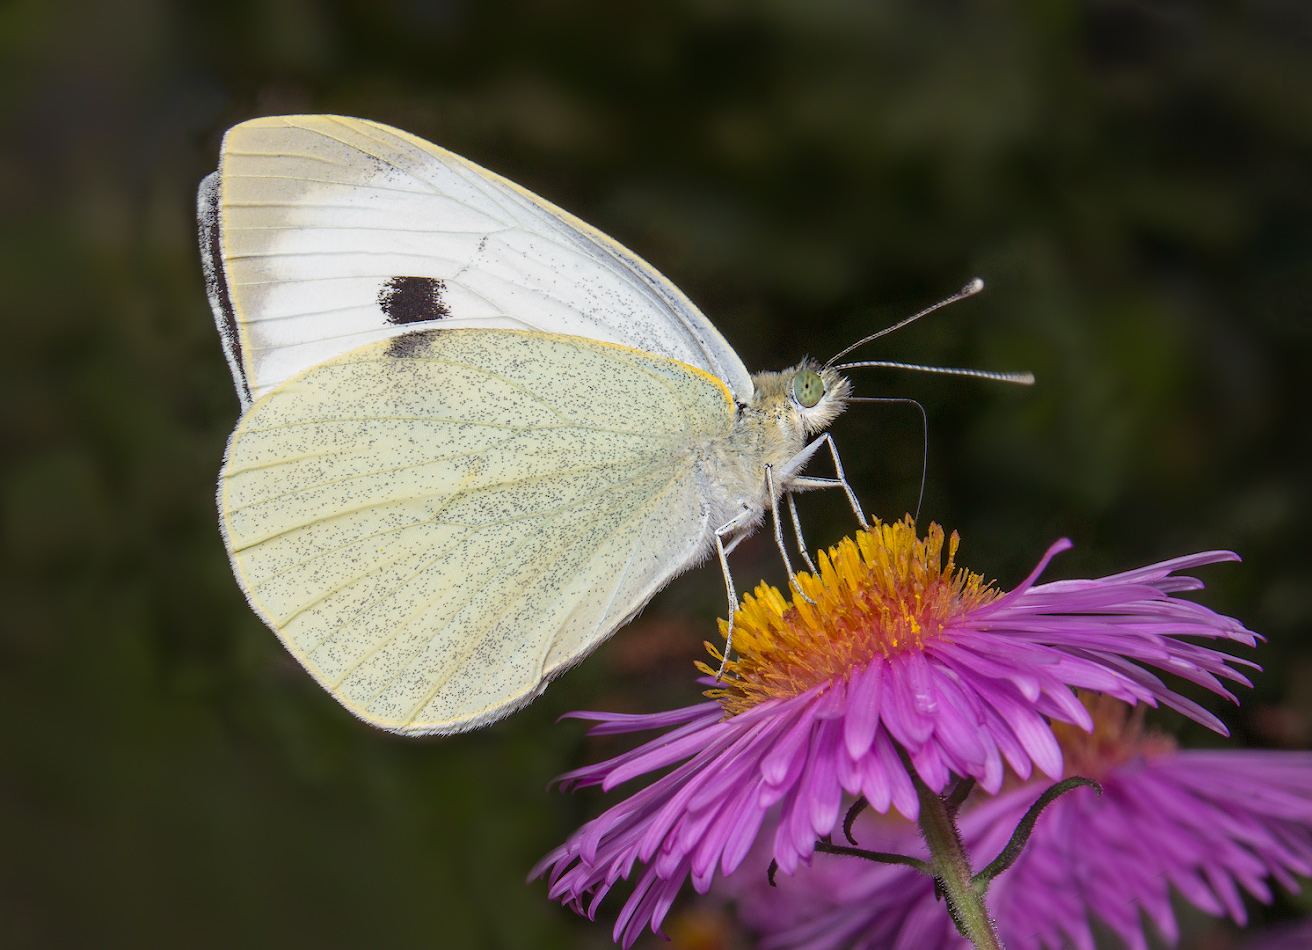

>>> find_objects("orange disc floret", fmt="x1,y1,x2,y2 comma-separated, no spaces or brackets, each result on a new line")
1052,692,1177,780
703,517,1000,716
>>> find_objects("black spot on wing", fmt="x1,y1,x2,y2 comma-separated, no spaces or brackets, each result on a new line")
379,276,452,325
386,329,439,359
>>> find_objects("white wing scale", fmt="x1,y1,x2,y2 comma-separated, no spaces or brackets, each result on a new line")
220,330,737,734
201,114,753,408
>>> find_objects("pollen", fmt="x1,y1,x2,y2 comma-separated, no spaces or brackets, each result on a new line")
703,516,999,716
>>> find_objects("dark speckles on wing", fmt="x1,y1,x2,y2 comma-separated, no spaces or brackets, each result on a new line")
385,329,440,359
199,174,248,402
380,276,452,325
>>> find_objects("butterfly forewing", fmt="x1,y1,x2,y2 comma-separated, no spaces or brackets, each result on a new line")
220,329,735,733
205,115,753,407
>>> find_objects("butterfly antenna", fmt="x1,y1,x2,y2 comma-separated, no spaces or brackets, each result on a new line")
825,278,985,368
850,397,928,521
836,361,1035,386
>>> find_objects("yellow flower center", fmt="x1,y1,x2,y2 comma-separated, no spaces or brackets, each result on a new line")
703,517,999,716
1051,693,1177,779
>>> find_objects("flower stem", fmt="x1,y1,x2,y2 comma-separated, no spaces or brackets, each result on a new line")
973,777,1100,889
909,768,1003,950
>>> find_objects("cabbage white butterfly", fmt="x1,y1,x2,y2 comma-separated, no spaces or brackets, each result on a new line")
200,115,880,735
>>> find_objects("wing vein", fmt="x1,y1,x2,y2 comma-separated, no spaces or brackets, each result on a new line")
309,457,693,708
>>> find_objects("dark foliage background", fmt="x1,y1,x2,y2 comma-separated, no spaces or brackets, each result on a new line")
2,1,1310,947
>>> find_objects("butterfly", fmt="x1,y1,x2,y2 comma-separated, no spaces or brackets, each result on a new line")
200,114,881,736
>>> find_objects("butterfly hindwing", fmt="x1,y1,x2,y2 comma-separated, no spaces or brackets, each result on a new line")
219,329,735,734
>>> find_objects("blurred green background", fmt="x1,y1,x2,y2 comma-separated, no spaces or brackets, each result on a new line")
2,1,1310,947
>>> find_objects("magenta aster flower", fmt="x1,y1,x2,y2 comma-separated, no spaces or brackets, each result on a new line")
533,519,1258,947
725,696,1312,950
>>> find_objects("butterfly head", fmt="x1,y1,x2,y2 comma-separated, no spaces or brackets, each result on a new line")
787,360,851,435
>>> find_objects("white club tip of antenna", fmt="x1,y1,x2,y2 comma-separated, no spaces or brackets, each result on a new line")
825,277,989,367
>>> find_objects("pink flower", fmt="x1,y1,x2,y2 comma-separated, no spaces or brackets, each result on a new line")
726,696,1312,950
534,519,1258,947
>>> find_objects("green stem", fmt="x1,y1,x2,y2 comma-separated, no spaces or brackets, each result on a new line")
814,838,932,875
909,768,1003,950
973,777,1100,890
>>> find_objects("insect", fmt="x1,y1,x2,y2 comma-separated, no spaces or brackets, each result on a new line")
199,115,1023,736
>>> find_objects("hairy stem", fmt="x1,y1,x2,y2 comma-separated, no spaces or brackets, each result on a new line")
815,839,932,874
974,777,1100,890
908,766,1003,950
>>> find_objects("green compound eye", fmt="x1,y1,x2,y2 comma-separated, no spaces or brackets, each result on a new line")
793,368,825,408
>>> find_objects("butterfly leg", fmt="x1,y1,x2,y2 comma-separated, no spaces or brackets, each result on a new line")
787,492,819,574
781,433,868,528
766,465,815,605
713,505,760,677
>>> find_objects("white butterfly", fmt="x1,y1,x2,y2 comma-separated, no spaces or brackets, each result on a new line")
200,115,872,735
